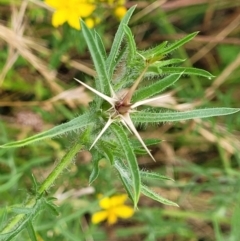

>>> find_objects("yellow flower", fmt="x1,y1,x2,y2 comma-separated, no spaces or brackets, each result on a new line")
92,194,134,225
45,0,96,30
114,5,127,20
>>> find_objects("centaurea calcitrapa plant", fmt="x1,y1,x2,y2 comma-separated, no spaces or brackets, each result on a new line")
0,6,239,240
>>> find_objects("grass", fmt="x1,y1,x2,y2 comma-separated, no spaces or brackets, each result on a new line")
1,0,240,240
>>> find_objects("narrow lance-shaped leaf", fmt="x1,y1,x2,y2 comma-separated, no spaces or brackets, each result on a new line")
94,31,107,60
96,141,115,164
147,59,185,74
160,32,199,56
161,66,214,78
114,160,134,203
26,221,37,241
141,185,179,206
0,112,95,148
132,108,240,123
89,151,101,185
80,20,110,95
133,73,182,102
142,41,168,60
123,24,137,64
111,124,140,207
155,58,185,68
106,5,136,79
140,170,174,181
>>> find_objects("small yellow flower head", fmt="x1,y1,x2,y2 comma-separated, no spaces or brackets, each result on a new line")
45,0,96,30
92,194,134,225
114,5,127,20
85,18,95,28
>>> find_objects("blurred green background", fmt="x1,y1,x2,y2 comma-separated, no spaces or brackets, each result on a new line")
0,0,240,240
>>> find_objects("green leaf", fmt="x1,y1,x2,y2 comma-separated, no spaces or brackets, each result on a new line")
161,32,199,56
133,73,182,102
131,138,161,148
161,66,214,78
111,124,140,207
155,58,185,67
80,20,110,95
89,151,101,185
142,41,168,60
142,185,178,206
45,199,59,216
0,112,95,148
96,139,124,161
106,5,136,79
26,221,37,241
132,108,240,123
94,31,107,60
123,24,137,64
140,171,174,181
114,160,134,203
0,197,45,241
96,141,115,164
130,139,161,155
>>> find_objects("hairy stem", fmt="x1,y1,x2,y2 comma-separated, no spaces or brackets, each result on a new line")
0,139,83,236
38,140,83,194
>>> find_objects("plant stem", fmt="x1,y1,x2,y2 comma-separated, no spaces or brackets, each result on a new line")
0,139,83,236
38,140,83,194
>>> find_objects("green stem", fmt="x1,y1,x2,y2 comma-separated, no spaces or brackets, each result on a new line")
38,140,83,194
0,139,83,236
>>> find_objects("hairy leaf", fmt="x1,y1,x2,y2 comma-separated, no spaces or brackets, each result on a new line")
111,124,140,207
132,108,240,123
0,112,95,148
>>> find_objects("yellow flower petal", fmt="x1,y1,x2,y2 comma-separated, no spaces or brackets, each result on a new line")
110,194,128,206
99,197,111,209
76,4,96,18
114,205,134,219
107,211,118,225
92,211,108,224
52,10,68,27
67,13,81,30
93,194,133,225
